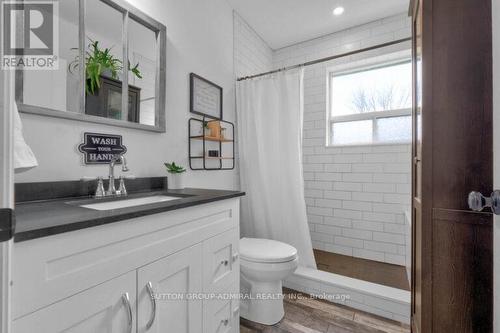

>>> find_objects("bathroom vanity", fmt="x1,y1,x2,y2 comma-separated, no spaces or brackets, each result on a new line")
11,185,244,333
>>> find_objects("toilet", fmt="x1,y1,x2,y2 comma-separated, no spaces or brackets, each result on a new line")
239,238,299,325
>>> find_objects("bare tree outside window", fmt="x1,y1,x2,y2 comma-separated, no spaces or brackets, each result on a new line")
350,84,410,113
329,60,412,145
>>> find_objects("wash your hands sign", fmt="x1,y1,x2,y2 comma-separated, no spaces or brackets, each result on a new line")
78,133,127,165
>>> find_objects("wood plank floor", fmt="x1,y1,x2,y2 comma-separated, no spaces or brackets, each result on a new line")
240,289,410,333
313,250,410,291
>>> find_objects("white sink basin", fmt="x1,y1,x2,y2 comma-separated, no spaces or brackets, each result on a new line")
79,195,181,211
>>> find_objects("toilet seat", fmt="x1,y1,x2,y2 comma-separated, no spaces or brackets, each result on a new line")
240,238,298,263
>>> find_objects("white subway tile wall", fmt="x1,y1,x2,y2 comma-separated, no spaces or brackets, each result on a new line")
272,14,412,266
233,11,273,78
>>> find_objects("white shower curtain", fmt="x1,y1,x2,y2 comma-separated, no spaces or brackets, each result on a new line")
236,69,316,269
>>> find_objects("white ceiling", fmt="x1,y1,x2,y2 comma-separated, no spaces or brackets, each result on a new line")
227,0,409,49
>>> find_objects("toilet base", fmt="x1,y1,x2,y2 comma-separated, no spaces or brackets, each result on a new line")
240,278,285,325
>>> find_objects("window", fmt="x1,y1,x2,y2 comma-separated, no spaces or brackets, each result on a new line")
328,60,412,146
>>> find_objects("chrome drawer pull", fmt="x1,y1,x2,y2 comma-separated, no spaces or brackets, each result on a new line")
232,252,239,262
221,319,229,326
221,259,229,266
121,293,133,333
146,282,156,330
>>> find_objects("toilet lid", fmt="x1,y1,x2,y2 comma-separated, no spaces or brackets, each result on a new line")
239,238,298,263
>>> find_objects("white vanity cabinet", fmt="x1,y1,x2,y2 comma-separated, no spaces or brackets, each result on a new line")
11,198,241,333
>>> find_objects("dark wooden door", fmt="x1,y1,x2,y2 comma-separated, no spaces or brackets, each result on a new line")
411,0,493,332
411,0,424,329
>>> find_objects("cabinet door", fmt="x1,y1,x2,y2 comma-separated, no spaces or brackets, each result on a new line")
203,228,239,293
137,244,203,333
12,271,136,333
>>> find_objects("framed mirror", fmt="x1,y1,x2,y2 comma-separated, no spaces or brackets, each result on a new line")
16,0,166,132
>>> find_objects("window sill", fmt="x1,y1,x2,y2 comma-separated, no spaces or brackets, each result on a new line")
326,141,411,148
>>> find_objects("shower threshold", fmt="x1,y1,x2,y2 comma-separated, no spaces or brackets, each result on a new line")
284,265,411,323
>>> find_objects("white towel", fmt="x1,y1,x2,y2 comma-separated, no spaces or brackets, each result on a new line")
13,102,38,172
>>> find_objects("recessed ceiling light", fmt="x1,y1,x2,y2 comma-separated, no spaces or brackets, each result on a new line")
333,6,345,16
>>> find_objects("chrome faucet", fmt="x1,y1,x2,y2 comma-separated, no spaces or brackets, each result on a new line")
107,154,129,196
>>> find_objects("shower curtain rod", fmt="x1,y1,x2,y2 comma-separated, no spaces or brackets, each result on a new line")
236,37,412,82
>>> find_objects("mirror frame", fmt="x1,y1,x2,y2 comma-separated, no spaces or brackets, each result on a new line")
15,0,167,132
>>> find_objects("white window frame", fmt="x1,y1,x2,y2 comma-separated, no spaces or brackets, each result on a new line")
326,58,412,147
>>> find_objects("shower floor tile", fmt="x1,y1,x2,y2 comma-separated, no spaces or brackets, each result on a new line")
240,288,410,333
313,249,410,291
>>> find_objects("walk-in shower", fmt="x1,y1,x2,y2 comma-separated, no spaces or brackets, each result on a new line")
235,15,413,323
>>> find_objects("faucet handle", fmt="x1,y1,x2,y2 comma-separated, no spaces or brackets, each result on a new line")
118,176,128,196
95,177,105,198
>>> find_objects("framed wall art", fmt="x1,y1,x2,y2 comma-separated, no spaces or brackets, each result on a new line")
190,73,223,120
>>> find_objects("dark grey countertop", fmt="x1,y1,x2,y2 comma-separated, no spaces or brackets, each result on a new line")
14,188,245,242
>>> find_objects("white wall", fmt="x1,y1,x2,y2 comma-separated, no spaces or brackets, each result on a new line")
16,0,238,190
273,14,412,266
493,0,500,331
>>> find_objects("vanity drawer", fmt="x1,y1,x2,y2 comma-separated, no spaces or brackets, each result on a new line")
203,283,239,333
202,228,239,292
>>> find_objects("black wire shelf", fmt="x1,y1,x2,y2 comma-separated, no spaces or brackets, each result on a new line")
188,117,235,171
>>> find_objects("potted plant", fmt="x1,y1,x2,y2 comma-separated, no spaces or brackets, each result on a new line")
165,162,186,189
69,39,143,119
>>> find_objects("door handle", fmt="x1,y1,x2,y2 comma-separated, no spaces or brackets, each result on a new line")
468,190,500,215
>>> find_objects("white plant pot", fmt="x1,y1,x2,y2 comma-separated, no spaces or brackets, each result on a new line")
168,172,185,189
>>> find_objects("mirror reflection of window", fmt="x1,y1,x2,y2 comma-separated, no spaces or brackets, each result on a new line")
128,18,157,126
84,0,125,121
23,0,81,113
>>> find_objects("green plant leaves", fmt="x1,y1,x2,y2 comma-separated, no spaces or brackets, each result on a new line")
129,61,143,79
165,162,186,174
69,38,143,95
